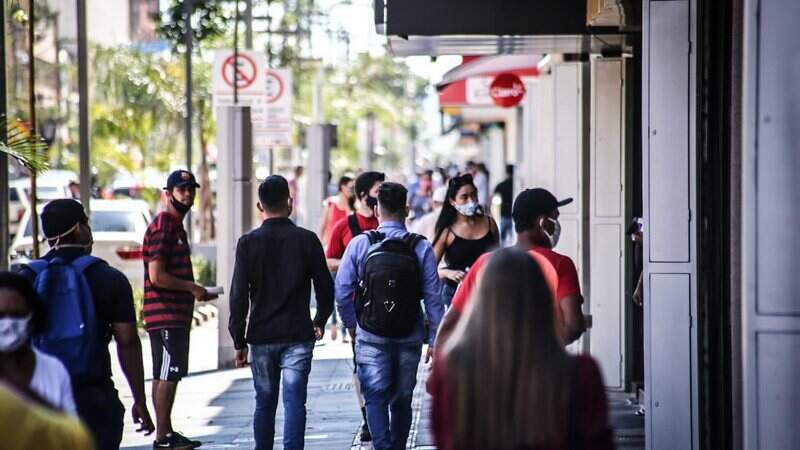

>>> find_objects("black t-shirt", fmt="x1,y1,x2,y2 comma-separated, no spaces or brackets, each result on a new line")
18,248,137,386
494,178,513,217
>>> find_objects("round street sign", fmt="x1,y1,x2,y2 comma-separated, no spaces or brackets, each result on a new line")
222,54,257,89
490,73,527,108
265,70,285,103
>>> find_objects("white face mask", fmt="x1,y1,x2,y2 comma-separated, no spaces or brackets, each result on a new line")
0,315,31,353
542,217,561,248
455,201,480,217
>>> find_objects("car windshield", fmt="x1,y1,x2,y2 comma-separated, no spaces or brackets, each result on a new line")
36,186,62,200
24,210,143,237
9,189,19,202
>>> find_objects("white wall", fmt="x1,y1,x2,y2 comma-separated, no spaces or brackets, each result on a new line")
741,1,800,449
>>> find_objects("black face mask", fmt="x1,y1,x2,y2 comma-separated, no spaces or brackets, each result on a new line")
366,196,378,209
171,195,192,215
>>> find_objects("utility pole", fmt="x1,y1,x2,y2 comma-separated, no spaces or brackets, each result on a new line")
28,0,39,259
184,0,194,240
77,0,91,217
244,0,253,49
0,0,9,270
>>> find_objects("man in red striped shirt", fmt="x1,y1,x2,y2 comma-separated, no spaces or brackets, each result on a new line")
143,170,216,450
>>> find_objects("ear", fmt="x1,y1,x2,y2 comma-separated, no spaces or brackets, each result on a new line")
257,202,264,212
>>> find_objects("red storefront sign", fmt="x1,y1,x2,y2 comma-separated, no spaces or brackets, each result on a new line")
489,73,527,107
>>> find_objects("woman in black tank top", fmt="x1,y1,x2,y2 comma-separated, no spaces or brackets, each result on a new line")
432,174,499,306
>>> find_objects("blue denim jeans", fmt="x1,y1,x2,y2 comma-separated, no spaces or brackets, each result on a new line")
355,339,422,450
250,341,314,450
440,282,458,308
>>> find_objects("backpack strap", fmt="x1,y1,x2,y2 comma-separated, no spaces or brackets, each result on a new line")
348,214,362,237
70,255,102,274
365,230,384,246
26,259,49,277
402,233,425,252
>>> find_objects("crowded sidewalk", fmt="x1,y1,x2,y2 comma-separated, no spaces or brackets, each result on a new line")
114,318,644,450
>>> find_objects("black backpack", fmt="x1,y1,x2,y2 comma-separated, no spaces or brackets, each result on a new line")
356,231,425,337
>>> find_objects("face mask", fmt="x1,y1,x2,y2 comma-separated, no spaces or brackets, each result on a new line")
542,217,561,248
366,196,378,209
51,223,93,252
0,315,31,353
455,201,479,217
171,195,192,215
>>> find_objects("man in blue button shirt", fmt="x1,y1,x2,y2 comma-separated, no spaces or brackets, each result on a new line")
336,181,444,450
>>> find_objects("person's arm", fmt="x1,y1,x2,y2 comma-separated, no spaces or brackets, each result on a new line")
335,236,364,338
488,216,500,246
325,222,345,272
148,260,211,301
112,322,154,434
559,295,586,345
310,234,334,337
420,242,444,361
228,237,251,366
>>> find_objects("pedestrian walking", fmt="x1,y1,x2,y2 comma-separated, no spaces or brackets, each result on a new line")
432,174,499,307
336,182,445,450
437,188,586,347
228,175,334,450
325,170,385,443
493,165,515,244
319,175,355,249
410,186,447,241
429,248,613,450
0,272,75,413
325,171,385,273
144,170,216,449
17,198,154,450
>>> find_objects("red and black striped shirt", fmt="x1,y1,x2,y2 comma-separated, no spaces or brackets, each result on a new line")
143,212,195,331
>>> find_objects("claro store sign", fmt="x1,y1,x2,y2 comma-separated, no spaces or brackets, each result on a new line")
465,73,533,107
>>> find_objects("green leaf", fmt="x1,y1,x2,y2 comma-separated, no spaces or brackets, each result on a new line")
0,117,50,173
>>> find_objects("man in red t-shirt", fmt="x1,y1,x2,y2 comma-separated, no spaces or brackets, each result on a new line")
438,188,586,347
326,171,385,272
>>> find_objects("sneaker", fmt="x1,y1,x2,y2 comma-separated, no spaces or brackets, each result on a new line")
153,432,202,449
360,423,372,442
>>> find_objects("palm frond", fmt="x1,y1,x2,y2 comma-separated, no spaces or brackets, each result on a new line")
0,116,50,173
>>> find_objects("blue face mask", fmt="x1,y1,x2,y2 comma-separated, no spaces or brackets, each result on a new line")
455,201,480,217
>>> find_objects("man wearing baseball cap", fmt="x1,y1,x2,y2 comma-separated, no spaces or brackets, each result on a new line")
143,170,216,449
435,188,586,348
17,199,155,449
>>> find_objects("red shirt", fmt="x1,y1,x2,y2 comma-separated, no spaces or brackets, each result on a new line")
451,246,581,314
322,200,349,247
430,355,613,450
325,213,379,259
142,212,195,331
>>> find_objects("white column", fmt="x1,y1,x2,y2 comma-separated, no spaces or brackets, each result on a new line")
588,57,628,390
643,1,699,449
215,106,254,369
742,1,800,449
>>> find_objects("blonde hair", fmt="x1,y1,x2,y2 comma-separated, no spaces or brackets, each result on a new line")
442,248,572,448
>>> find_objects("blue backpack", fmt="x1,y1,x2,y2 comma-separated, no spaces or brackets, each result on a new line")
28,255,104,382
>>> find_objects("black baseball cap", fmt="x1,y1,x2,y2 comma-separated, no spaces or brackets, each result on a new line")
512,188,573,226
41,199,89,239
164,170,200,190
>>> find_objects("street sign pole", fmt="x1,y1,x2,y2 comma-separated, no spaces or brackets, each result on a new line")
0,0,8,269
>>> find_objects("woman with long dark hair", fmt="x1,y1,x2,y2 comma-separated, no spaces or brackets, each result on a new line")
432,173,499,306
429,249,613,450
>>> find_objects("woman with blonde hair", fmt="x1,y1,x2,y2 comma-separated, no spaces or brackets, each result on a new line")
429,248,613,450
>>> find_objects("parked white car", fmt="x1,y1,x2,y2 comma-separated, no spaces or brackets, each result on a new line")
7,170,79,236
10,199,153,290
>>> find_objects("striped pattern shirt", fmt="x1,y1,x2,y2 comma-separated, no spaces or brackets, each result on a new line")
143,212,195,331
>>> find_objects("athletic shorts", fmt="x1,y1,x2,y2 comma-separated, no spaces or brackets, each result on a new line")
149,328,190,382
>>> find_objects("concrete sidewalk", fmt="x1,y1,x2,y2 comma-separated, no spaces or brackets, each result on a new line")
114,320,643,449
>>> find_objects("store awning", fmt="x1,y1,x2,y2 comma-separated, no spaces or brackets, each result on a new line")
438,55,539,108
